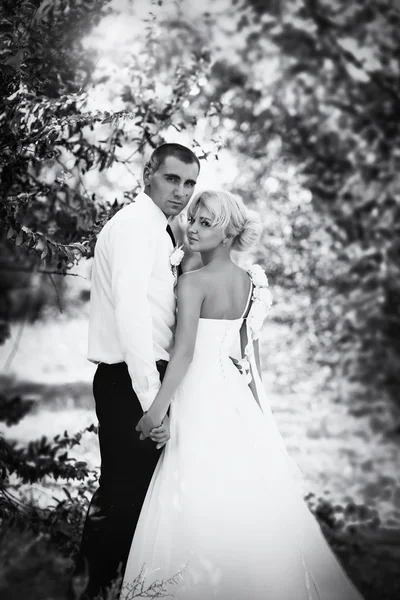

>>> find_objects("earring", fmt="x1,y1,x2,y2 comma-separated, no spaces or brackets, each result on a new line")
222,238,227,246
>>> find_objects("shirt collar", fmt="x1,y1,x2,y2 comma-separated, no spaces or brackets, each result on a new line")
136,190,171,228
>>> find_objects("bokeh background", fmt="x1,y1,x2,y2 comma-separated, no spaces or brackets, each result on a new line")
1,0,400,598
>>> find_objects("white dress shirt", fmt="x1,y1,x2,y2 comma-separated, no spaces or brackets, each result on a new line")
88,191,177,411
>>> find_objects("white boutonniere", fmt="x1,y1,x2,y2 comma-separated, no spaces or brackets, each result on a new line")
170,245,185,277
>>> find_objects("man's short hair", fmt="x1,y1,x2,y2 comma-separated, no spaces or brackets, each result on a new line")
145,143,200,174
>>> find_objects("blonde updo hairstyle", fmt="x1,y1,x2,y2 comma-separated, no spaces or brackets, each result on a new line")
187,190,261,252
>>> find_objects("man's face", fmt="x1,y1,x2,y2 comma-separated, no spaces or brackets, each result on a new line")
144,156,199,217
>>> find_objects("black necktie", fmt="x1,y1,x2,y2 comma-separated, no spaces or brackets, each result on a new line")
166,223,176,247
166,223,183,277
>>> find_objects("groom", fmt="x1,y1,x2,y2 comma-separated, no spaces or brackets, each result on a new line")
77,143,200,599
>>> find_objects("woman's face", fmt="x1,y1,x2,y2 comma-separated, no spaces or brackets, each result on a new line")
186,205,225,252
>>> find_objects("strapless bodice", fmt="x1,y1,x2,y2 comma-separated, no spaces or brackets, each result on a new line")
192,318,243,360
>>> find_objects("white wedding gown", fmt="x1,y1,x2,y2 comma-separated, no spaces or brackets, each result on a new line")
121,306,365,599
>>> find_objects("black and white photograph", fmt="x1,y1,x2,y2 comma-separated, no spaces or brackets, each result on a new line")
1,0,400,599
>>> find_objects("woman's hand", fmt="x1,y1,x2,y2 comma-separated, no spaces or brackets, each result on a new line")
149,414,170,449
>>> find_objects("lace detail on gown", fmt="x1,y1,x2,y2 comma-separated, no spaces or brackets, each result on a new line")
120,265,364,600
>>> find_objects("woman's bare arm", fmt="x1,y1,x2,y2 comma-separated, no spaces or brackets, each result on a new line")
136,272,204,436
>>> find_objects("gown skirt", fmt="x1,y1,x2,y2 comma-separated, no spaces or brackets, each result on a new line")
120,318,365,600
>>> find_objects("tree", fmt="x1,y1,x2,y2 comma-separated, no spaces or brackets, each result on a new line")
197,0,400,409
0,1,213,593
0,0,213,334
1,2,398,596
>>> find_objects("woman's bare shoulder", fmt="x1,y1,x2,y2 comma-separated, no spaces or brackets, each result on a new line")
177,266,217,296
176,268,208,292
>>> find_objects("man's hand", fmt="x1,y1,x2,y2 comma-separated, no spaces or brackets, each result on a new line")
136,409,162,439
149,414,170,450
137,413,170,449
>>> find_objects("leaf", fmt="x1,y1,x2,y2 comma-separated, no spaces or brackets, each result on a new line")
64,248,75,264
63,486,73,500
40,244,49,260
33,0,54,25
15,233,23,246
6,227,15,239
34,238,45,252
4,49,24,72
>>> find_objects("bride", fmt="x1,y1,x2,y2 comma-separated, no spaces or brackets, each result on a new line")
120,190,364,600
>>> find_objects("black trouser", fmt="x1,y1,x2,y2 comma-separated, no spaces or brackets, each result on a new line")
76,361,167,599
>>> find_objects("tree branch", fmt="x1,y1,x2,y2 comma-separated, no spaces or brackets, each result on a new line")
0,265,88,279
2,317,26,371
48,273,63,313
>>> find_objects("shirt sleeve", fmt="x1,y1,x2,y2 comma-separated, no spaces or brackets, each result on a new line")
109,215,161,412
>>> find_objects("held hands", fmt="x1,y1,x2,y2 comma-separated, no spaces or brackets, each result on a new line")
150,414,170,449
136,412,170,450
136,408,162,438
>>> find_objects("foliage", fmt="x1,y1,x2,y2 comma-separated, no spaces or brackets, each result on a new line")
0,2,215,597
0,0,106,340
0,528,182,600
0,528,88,600
193,0,400,408
0,0,213,338
2,1,399,394
1,1,399,596
1,0,110,261
0,392,98,549
0,395,97,596
308,493,400,600
0,0,108,556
